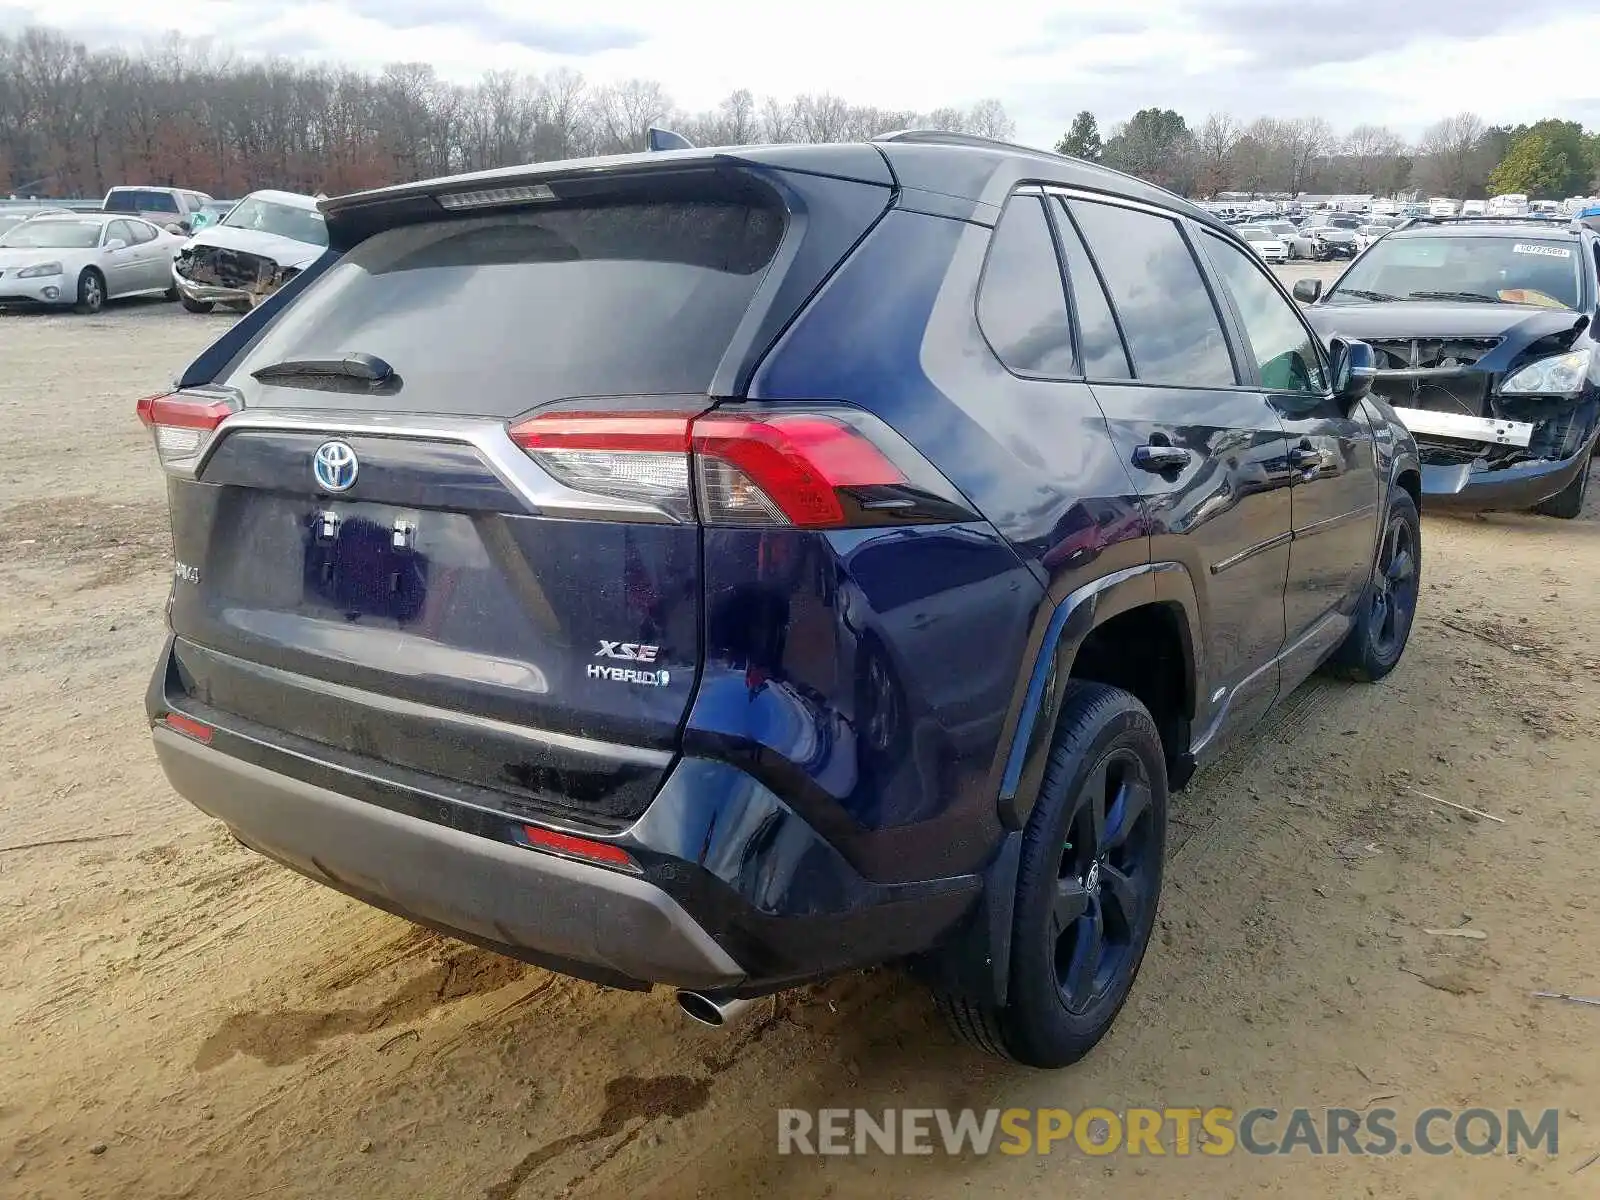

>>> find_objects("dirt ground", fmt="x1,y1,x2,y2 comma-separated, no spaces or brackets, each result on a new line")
2,288,1598,1200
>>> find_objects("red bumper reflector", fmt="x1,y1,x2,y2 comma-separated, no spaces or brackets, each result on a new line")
521,824,637,870
160,712,214,743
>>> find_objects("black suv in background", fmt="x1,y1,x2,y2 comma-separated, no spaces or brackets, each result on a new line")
141,133,1421,1068
1298,215,1600,518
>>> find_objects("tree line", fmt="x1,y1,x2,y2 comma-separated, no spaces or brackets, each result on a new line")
1057,109,1600,200
5,23,1596,204
0,26,1013,198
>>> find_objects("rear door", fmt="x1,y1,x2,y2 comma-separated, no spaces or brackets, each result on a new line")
1051,193,1297,747
158,167,890,829
102,219,140,295
124,218,167,289
1199,231,1380,685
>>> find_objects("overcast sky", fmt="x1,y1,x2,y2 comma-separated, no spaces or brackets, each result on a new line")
5,0,1599,146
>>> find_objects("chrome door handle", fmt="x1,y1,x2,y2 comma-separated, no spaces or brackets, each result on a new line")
1132,444,1192,473
1290,446,1333,471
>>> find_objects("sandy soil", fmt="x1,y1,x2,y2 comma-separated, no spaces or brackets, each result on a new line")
2,289,1598,1199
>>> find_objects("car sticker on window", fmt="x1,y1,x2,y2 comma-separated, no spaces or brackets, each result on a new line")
1512,244,1572,258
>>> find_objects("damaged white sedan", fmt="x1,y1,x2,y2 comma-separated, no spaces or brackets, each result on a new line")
172,190,327,313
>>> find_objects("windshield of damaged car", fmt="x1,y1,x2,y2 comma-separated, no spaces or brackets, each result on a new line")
0,219,102,249
1240,227,1274,242
221,198,329,247
1328,235,1581,309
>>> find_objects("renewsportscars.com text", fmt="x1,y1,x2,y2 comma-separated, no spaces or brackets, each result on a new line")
777,1106,1560,1157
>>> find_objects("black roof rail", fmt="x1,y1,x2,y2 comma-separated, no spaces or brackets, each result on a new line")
872,128,1068,159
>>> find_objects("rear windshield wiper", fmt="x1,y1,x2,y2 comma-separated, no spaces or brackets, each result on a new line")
251,352,394,384
1403,290,1502,303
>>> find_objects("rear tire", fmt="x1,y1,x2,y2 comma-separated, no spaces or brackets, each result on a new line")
938,681,1168,1068
1326,488,1421,682
181,296,214,314
74,269,105,315
1533,455,1590,520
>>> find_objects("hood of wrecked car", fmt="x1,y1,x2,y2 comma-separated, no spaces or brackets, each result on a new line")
1304,301,1587,350
182,223,321,270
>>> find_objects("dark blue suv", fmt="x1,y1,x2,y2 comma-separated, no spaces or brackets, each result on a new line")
140,132,1421,1068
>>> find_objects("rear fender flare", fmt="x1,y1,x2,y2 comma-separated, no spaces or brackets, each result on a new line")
993,562,1201,832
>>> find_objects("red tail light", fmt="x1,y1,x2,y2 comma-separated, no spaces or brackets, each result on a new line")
508,407,927,528
136,392,234,475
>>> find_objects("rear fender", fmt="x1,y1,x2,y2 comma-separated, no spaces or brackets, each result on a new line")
993,562,1202,832
931,561,1200,1008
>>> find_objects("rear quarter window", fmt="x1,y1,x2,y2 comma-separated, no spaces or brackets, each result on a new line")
227,199,785,408
976,195,1075,376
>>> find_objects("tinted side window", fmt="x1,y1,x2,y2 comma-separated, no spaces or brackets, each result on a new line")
1203,233,1326,393
977,195,1075,376
1068,200,1237,387
1052,200,1131,380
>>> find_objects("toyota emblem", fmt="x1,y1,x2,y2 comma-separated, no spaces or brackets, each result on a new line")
313,440,359,492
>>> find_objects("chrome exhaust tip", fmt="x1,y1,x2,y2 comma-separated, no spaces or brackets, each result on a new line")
676,989,758,1029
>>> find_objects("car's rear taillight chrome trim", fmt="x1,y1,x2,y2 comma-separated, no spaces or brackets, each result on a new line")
154,405,975,529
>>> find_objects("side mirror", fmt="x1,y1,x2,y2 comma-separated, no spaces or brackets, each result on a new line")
1330,337,1376,404
103,238,127,252
1292,278,1323,304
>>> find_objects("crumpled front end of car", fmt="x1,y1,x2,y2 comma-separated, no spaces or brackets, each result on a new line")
1365,333,1599,511
172,244,300,308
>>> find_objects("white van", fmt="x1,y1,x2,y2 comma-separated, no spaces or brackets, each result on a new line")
1487,193,1529,217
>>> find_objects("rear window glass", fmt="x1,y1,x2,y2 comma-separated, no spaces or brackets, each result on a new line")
228,200,783,405
106,189,179,213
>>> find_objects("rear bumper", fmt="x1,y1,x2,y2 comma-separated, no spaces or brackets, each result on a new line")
147,642,984,990
153,726,746,989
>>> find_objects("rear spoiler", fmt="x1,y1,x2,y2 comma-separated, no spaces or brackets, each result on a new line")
317,144,893,239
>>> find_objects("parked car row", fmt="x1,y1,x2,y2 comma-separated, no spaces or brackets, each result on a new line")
0,187,325,315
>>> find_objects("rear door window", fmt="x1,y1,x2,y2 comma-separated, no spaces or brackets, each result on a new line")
1051,200,1132,380
227,199,785,408
976,194,1075,376
1068,199,1238,387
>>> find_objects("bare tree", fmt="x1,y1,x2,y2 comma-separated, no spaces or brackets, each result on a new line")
1195,112,1241,197
1341,123,1405,192
1415,112,1487,197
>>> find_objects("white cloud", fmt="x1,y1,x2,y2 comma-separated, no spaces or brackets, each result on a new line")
5,0,1598,147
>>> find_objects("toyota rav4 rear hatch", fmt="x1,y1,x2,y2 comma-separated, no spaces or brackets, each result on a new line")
143,156,893,829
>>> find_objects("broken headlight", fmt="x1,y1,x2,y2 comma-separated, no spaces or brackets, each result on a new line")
1499,348,1591,395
